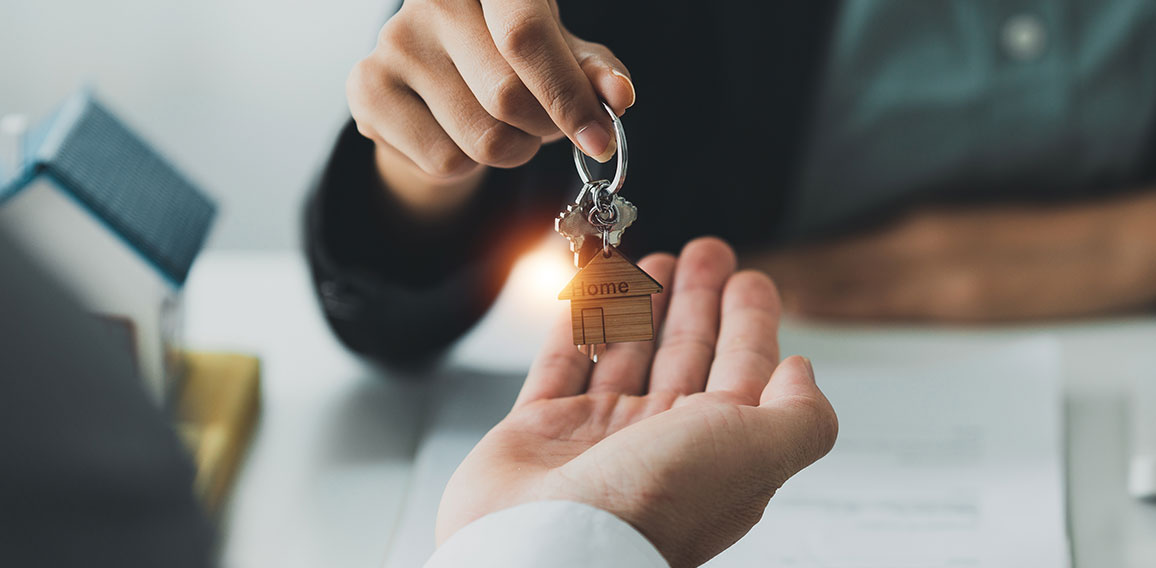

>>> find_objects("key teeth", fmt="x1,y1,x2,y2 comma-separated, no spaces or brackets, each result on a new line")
577,343,605,362
555,204,588,253
555,195,637,267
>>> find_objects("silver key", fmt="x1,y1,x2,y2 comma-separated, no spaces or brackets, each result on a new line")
555,190,637,266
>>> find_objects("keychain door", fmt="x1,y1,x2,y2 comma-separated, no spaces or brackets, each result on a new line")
580,307,606,344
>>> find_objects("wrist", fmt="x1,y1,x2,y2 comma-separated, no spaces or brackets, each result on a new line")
429,501,667,568
375,144,487,222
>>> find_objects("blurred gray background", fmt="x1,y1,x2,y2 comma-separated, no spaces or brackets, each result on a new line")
0,0,401,249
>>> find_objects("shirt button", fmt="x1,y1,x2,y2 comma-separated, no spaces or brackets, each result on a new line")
1001,14,1047,61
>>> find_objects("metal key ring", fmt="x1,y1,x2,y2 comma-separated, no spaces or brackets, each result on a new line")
572,102,627,194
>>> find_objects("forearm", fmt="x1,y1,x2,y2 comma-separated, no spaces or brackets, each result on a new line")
307,122,497,367
306,120,570,367
758,186,1156,322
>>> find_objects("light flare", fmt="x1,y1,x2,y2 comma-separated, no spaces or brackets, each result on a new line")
511,244,576,302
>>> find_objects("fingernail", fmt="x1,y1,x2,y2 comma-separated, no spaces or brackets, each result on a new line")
610,68,636,108
802,357,815,379
576,122,615,163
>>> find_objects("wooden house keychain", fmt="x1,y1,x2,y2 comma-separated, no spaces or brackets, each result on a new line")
556,103,662,362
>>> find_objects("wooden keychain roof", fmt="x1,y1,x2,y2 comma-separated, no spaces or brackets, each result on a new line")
558,247,662,301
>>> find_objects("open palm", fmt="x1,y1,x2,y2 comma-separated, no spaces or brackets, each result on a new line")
437,238,838,567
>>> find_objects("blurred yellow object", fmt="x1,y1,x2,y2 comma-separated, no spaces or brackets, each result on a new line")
176,351,260,515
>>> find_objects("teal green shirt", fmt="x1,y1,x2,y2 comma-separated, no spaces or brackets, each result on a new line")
790,1,1156,237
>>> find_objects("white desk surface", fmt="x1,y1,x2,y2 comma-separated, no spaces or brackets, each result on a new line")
185,250,1156,568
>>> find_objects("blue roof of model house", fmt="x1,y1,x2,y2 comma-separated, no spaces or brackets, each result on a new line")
0,92,216,286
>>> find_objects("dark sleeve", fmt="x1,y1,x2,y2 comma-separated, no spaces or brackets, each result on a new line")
0,231,214,568
304,120,570,369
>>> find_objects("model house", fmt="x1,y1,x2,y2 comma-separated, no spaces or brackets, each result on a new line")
558,248,662,345
0,91,217,403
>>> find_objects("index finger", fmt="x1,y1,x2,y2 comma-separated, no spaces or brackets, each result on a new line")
481,0,616,161
514,305,591,408
749,356,839,483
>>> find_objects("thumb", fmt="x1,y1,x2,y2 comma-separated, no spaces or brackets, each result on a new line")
760,355,823,405
754,356,839,477
570,39,636,117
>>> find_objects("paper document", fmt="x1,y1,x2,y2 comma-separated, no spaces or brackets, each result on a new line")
385,337,1069,568
710,336,1068,567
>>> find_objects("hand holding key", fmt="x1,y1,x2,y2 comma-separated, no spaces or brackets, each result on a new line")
347,0,635,216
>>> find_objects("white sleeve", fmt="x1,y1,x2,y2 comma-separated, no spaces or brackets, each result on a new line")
423,500,668,568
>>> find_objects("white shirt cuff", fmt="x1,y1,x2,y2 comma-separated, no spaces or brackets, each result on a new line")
424,500,668,568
